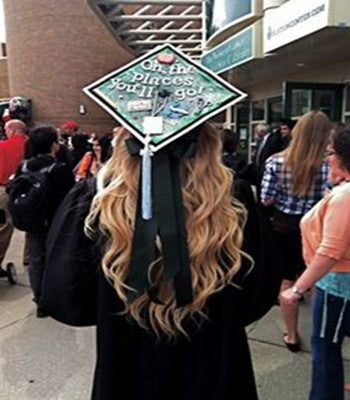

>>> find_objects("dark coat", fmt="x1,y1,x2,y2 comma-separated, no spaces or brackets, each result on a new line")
23,155,75,224
222,152,247,176
281,135,291,150
256,132,283,171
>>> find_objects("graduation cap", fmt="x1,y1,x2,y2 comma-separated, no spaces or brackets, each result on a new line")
83,45,247,306
84,44,246,151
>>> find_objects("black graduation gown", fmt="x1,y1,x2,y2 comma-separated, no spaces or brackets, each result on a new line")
91,205,280,400
43,177,281,400
92,273,256,400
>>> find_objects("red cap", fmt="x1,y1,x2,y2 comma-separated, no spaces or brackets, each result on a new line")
61,121,79,131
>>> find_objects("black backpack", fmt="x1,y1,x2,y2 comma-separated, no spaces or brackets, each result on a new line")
7,160,56,233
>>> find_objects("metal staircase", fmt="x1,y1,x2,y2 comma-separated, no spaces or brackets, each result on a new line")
87,0,207,59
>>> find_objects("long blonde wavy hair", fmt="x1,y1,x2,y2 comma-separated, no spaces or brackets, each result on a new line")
283,110,331,196
86,123,247,339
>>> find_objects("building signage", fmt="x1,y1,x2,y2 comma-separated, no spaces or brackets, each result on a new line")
202,27,254,74
264,0,329,53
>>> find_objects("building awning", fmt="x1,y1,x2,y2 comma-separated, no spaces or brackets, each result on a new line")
225,26,350,96
203,0,350,95
87,0,206,59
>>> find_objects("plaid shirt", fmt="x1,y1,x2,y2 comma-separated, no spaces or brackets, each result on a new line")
261,154,329,215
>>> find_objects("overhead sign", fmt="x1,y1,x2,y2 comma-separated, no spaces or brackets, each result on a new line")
202,26,254,74
264,0,329,53
84,44,246,152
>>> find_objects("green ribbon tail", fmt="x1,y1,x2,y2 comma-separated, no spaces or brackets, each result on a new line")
126,149,193,307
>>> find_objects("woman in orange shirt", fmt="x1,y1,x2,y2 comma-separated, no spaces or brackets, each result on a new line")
75,136,111,181
281,127,350,400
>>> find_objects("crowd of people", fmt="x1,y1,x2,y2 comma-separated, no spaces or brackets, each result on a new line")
0,120,117,316
222,113,350,400
0,111,349,399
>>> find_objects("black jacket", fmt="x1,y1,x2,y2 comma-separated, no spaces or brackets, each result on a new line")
24,155,75,224
222,152,247,177
256,131,283,171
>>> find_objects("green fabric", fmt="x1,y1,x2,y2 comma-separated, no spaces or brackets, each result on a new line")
125,135,197,306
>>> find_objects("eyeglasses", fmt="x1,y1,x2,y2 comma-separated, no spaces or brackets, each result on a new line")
324,150,336,157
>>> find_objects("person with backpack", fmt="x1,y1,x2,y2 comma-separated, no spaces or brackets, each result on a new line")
9,124,74,317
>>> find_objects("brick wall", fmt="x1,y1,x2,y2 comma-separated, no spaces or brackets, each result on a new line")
3,0,134,133
0,58,9,98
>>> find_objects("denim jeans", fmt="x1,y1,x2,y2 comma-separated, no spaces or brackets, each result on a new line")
310,288,350,400
0,186,14,266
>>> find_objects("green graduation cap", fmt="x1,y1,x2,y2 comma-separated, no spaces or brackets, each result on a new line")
83,45,247,307
83,44,246,152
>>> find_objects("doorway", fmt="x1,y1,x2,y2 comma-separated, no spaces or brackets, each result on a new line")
284,82,343,121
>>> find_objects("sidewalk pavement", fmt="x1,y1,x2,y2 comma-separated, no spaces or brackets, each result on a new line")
0,230,349,400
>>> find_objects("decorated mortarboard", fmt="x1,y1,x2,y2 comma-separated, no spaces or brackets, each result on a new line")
83,44,246,151
83,45,247,307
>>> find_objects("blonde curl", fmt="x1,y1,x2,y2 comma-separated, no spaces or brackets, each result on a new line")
86,123,248,339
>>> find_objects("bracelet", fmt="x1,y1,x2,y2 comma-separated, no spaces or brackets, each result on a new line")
291,286,304,297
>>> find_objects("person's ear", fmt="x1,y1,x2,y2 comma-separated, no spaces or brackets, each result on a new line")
52,141,60,154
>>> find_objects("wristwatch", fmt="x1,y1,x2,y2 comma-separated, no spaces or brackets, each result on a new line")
291,286,304,297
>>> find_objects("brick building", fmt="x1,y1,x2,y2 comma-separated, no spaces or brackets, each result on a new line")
0,58,9,98
3,0,134,133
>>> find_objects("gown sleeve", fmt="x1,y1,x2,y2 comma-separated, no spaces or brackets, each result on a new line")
42,177,100,326
233,178,283,327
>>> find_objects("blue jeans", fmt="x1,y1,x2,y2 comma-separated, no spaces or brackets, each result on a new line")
310,288,350,400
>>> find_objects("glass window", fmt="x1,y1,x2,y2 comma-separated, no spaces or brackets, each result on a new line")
236,102,250,124
345,85,350,113
252,100,264,121
291,89,311,117
207,0,252,38
267,96,283,122
313,90,335,120
236,102,250,162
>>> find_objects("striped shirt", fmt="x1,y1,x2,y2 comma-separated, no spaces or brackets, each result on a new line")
261,154,329,215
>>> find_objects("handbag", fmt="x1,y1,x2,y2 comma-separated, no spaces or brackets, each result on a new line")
41,177,100,326
270,208,302,235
